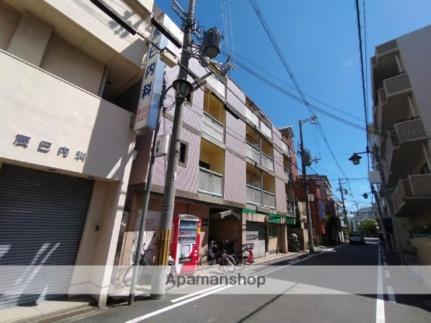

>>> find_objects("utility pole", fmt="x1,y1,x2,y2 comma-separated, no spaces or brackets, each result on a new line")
151,0,196,298
370,184,390,251
128,80,167,305
338,178,349,233
299,119,314,252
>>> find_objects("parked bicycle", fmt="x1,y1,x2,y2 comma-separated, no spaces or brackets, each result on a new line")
122,244,178,290
288,233,300,252
199,240,236,272
242,242,254,264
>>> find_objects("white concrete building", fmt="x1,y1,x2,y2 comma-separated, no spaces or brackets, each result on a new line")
0,0,153,308
371,25,431,263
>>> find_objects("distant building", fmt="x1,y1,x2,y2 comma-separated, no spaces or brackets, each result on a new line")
295,174,334,244
352,206,377,231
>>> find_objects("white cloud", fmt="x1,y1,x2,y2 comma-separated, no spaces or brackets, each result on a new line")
344,60,353,68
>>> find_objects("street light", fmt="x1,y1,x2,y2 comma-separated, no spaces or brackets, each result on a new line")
348,153,362,165
172,79,193,99
348,148,371,166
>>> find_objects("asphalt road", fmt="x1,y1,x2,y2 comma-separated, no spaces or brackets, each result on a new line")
70,241,431,323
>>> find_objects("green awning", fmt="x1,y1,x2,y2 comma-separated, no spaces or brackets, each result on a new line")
268,214,282,224
286,217,296,225
242,208,257,214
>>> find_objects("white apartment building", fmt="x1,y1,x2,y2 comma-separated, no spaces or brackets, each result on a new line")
371,25,431,264
0,0,153,308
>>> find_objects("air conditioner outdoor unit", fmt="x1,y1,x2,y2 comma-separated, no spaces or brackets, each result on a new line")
154,134,170,157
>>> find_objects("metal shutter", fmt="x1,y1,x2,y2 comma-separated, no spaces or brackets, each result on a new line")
246,222,266,258
0,164,93,308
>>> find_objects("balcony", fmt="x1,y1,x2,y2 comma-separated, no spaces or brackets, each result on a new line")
376,39,398,56
246,142,261,163
372,40,401,90
262,153,274,172
203,112,224,143
245,106,272,139
0,49,133,180
198,167,223,197
263,190,276,208
246,184,275,209
392,174,431,216
381,73,411,105
246,142,274,172
247,184,262,205
383,118,428,187
394,118,427,143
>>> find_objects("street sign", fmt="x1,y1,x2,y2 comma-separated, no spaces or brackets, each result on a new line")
134,28,167,134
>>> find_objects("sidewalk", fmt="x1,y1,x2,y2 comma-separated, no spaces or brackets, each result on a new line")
0,296,95,323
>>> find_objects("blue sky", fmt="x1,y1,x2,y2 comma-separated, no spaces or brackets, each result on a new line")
155,0,431,212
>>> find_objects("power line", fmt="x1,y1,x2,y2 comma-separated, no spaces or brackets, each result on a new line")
247,0,355,188
227,49,364,123
355,0,371,171
228,54,366,131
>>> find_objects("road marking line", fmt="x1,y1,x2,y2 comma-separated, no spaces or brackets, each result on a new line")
387,286,396,304
376,244,385,323
125,248,339,322
170,284,224,303
384,270,391,279
125,285,232,322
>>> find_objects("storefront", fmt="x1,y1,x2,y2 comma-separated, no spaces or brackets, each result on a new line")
242,209,288,258
0,164,94,308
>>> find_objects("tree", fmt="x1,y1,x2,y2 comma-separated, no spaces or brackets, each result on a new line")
359,219,378,237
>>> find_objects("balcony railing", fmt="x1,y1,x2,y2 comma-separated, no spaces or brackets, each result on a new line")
286,200,295,216
262,152,274,172
383,73,411,99
246,184,275,208
263,190,276,208
246,142,261,163
198,167,223,197
392,174,431,215
376,39,398,56
394,118,427,144
203,112,224,143
392,178,409,215
383,119,427,176
246,142,274,172
246,184,262,205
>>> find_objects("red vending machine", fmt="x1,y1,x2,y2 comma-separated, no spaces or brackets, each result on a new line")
170,214,201,274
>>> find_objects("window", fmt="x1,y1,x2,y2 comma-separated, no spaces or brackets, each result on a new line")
179,142,188,167
186,91,193,104
199,161,210,170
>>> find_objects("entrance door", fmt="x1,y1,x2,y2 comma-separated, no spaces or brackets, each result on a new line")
246,221,266,258
0,164,93,308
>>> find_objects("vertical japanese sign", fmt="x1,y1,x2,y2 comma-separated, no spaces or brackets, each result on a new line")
134,28,167,134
